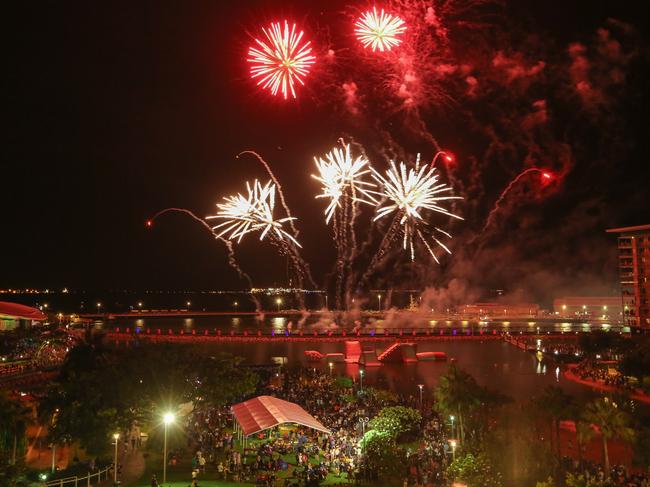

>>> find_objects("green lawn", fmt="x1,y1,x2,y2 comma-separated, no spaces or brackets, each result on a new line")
133,442,353,487
133,482,252,487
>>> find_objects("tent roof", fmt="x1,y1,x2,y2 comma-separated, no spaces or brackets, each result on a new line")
231,395,330,437
0,301,47,321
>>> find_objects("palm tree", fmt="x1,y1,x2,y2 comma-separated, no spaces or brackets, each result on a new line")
0,392,32,465
575,420,594,472
434,365,481,442
536,386,573,465
582,398,634,475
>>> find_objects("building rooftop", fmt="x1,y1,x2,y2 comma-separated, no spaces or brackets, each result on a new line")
606,224,650,234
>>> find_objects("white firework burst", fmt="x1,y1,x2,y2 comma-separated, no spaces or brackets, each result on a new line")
370,155,463,261
312,142,376,223
206,179,301,247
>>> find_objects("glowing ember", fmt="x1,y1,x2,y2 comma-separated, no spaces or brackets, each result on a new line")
354,7,406,52
247,21,316,99
431,151,455,167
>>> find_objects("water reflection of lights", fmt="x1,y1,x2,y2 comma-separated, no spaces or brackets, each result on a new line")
536,361,547,374
429,320,437,326
502,321,510,326
271,317,286,330
555,367,560,382
231,317,241,326
183,318,194,329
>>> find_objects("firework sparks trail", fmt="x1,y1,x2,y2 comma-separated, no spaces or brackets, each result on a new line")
313,141,377,308
357,215,402,290
149,208,261,311
206,179,301,247
479,167,553,236
355,7,407,52
370,154,463,261
237,150,317,289
247,21,316,99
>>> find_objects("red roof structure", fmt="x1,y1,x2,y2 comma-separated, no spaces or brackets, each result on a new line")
231,395,330,436
0,301,47,321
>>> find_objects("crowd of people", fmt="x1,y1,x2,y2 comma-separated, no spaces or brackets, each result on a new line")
0,329,72,374
572,361,634,389
179,368,452,486
562,457,649,487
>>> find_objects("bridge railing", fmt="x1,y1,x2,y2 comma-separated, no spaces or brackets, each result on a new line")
106,323,629,339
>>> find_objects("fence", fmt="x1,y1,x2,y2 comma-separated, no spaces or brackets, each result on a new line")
45,465,113,487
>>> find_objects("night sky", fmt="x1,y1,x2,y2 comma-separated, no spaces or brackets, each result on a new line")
4,1,649,305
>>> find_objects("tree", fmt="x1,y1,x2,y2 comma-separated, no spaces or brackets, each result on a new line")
536,477,555,487
446,453,503,487
368,387,398,406
434,365,508,445
535,386,573,466
39,339,258,456
369,406,421,442
564,472,616,487
0,393,31,466
619,337,650,387
360,429,407,479
434,365,481,442
575,420,595,471
582,398,634,475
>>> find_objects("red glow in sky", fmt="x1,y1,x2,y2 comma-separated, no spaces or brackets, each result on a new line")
247,21,316,99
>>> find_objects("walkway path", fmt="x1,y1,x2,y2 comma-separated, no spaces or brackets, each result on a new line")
99,447,145,487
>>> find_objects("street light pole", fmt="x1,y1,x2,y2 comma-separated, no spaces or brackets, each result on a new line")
113,433,119,483
450,415,455,438
417,384,424,410
163,412,175,484
359,369,364,392
450,439,457,461
377,294,382,311
358,417,370,437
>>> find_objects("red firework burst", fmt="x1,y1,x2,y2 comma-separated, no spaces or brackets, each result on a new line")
355,7,406,52
247,21,316,99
